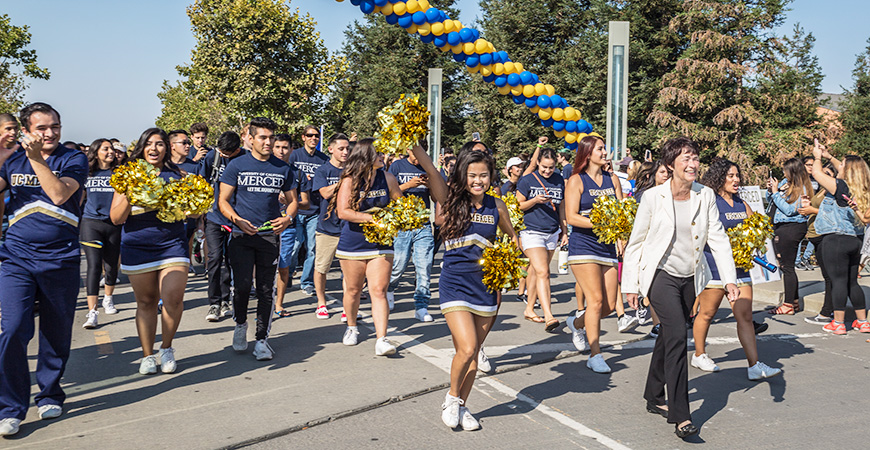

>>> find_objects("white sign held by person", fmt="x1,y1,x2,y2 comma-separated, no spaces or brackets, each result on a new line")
738,186,781,284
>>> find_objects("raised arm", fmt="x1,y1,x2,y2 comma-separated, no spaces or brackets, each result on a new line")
522,136,548,176
409,145,448,205
812,139,837,194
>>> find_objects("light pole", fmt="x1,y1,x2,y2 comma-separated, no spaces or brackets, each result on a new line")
606,21,629,164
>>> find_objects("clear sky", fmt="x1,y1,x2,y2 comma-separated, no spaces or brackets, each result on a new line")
1,0,867,144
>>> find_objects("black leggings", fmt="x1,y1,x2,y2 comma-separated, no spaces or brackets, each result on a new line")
773,222,807,305
80,217,122,296
809,236,833,316
820,234,866,312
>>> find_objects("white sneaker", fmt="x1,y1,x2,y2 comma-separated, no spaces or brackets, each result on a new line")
691,353,720,372
386,291,395,311
636,303,651,325
415,308,433,322
748,361,782,381
459,406,480,431
342,327,359,346
159,347,177,373
374,337,397,356
441,393,462,428
83,309,99,329
0,418,21,436
102,296,118,314
565,310,588,352
477,347,493,373
233,322,248,351
139,355,157,375
253,339,274,361
586,353,611,373
37,404,62,420
617,313,639,333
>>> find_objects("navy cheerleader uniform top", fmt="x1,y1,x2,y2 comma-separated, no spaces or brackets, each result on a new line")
567,171,618,265
0,145,87,261
121,169,187,255
516,171,564,234
705,194,751,285
83,168,116,221
336,168,393,259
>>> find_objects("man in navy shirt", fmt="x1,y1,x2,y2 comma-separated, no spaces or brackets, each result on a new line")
0,103,88,436
387,149,436,322
168,129,201,272
272,133,300,316
200,131,245,322
219,117,298,361
188,122,211,162
557,149,573,180
310,133,350,319
287,125,328,296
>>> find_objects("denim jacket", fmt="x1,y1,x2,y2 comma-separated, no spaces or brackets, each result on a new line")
815,194,864,236
767,181,808,224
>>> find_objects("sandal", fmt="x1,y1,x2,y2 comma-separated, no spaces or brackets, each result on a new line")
524,314,545,323
767,303,796,315
646,401,668,419
274,309,291,318
545,318,560,332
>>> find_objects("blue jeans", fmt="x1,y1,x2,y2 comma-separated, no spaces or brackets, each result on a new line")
388,225,434,310
795,240,814,265
290,214,318,290
278,225,297,269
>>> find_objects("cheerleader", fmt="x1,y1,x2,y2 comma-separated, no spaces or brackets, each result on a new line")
110,128,189,375
692,159,782,380
563,135,623,373
434,149,515,430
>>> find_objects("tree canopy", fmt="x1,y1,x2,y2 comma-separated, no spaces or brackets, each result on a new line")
0,13,50,113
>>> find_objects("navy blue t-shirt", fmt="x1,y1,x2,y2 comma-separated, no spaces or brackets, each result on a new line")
517,171,565,234
83,168,115,220
562,164,573,181
220,153,297,234
500,180,517,196
188,145,212,161
175,157,200,176
312,160,344,236
200,149,246,226
0,145,88,260
287,147,328,217
388,157,430,209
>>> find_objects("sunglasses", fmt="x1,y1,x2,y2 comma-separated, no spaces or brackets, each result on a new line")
173,140,191,145
304,133,320,138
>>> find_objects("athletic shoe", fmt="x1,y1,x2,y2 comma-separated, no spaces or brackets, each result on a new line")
748,361,782,381
139,355,157,375
99,276,106,287
516,293,527,304
441,393,462,428
851,320,870,333
302,285,315,296
188,266,196,275
617,313,639,333
459,406,481,431
386,291,395,311
342,327,359,346
315,305,329,319
415,308,433,322
0,418,21,436
206,305,220,322
649,323,661,339
636,303,651,325
586,353,611,373
477,347,493,373
374,337,397,356
253,339,274,361
37,404,62,420
83,309,99,329
823,320,847,335
220,302,232,318
340,311,363,323
233,322,249,351
159,347,177,373
753,320,769,335
157,299,163,315
102,296,118,315
691,353,720,372
804,314,832,325
565,310,588,352
795,261,808,271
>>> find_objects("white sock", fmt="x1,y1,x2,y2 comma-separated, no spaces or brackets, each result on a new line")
347,325,358,332
103,295,113,302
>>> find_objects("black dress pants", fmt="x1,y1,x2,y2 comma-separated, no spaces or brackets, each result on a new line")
228,233,279,341
205,220,232,307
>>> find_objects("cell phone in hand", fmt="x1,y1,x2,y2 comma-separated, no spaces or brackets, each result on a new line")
644,149,652,161
843,194,855,204
472,132,480,141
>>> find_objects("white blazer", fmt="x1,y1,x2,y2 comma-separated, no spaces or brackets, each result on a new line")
622,182,737,297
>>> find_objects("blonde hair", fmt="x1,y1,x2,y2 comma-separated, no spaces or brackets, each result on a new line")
783,158,813,204
627,160,642,180
843,156,870,212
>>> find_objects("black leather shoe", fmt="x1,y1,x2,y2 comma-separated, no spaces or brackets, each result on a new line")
646,401,668,418
675,423,699,439
754,320,769,334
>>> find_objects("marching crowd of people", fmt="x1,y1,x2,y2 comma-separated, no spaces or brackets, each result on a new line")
1,102,869,439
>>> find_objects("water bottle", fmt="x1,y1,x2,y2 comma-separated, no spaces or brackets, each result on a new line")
558,245,569,274
753,255,778,273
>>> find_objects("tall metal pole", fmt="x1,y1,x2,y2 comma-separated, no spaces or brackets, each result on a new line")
606,22,629,164
427,68,443,162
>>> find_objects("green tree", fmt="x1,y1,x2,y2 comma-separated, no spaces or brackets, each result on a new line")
835,37,870,160
155,80,233,144
0,13,50,112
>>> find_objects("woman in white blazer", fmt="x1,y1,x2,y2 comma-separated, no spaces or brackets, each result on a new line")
623,137,739,440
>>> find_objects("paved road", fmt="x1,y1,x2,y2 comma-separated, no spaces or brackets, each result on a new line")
4,259,869,449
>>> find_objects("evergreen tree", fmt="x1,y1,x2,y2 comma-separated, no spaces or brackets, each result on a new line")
835,37,870,160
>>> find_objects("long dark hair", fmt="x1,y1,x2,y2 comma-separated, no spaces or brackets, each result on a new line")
782,157,813,204
572,135,604,175
634,159,665,199
327,138,380,217
700,158,742,195
128,128,179,173
440,150,497,241
87,138,118,176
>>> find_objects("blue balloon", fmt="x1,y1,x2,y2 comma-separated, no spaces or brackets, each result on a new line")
550,94,563,107
360,1,375,14
512,95,524,105
566,142,578,150
374,0,388,6
465,55,479,67
420,33,434,44
459,28,474,43
553,121,565,132
350,0,362,6
542,118,555,127
426,8,440,22
397,14,413,28
537,95,551,109
433,34,448,47
492,52,505,64
507,73,521,86
412,11,427,25
452,52,467,63
447,31,461,46
479,53,493,66
385,13,399,25
519,71,533,85
499,51,510,62
494,75,508,87
482,73,496,83
531,74,540,84
577,120,592,134
471,29,481,41
565,121,578,133
524,97,538,108
560,98,569,109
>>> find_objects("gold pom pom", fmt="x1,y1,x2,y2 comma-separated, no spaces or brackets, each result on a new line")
589,196,637,244
363,195,431,246
726,213,773,270
485,188,526,234
110,159,165,209
157,174,215,223
374,94,431,156
480,235,528,293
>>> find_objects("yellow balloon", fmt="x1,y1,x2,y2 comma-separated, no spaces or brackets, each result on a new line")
577,133,588,141
492,63,505,76
503,62,516,74
534,83,546,96
475,39,488,54
515,63,524,73
393,2,407,15
545,84,556,96
487,42,496,52
382,3,393,15
417,23,430,36
498,85,512,95
480,66,492,77
538,109,552,120
419,0,431,11
443,20,455,33
451,44,463,54
510,86,523,96
564,107,578,122
463,42,476,55
406,24,418,34
552,108,565,121
467,65,480,74
439,44,450,52
454,20,463,30
406,0,420,14
530,106,540,113
555,130,567,138
522,85,536,97
431,22,444,35
372,6,382,14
